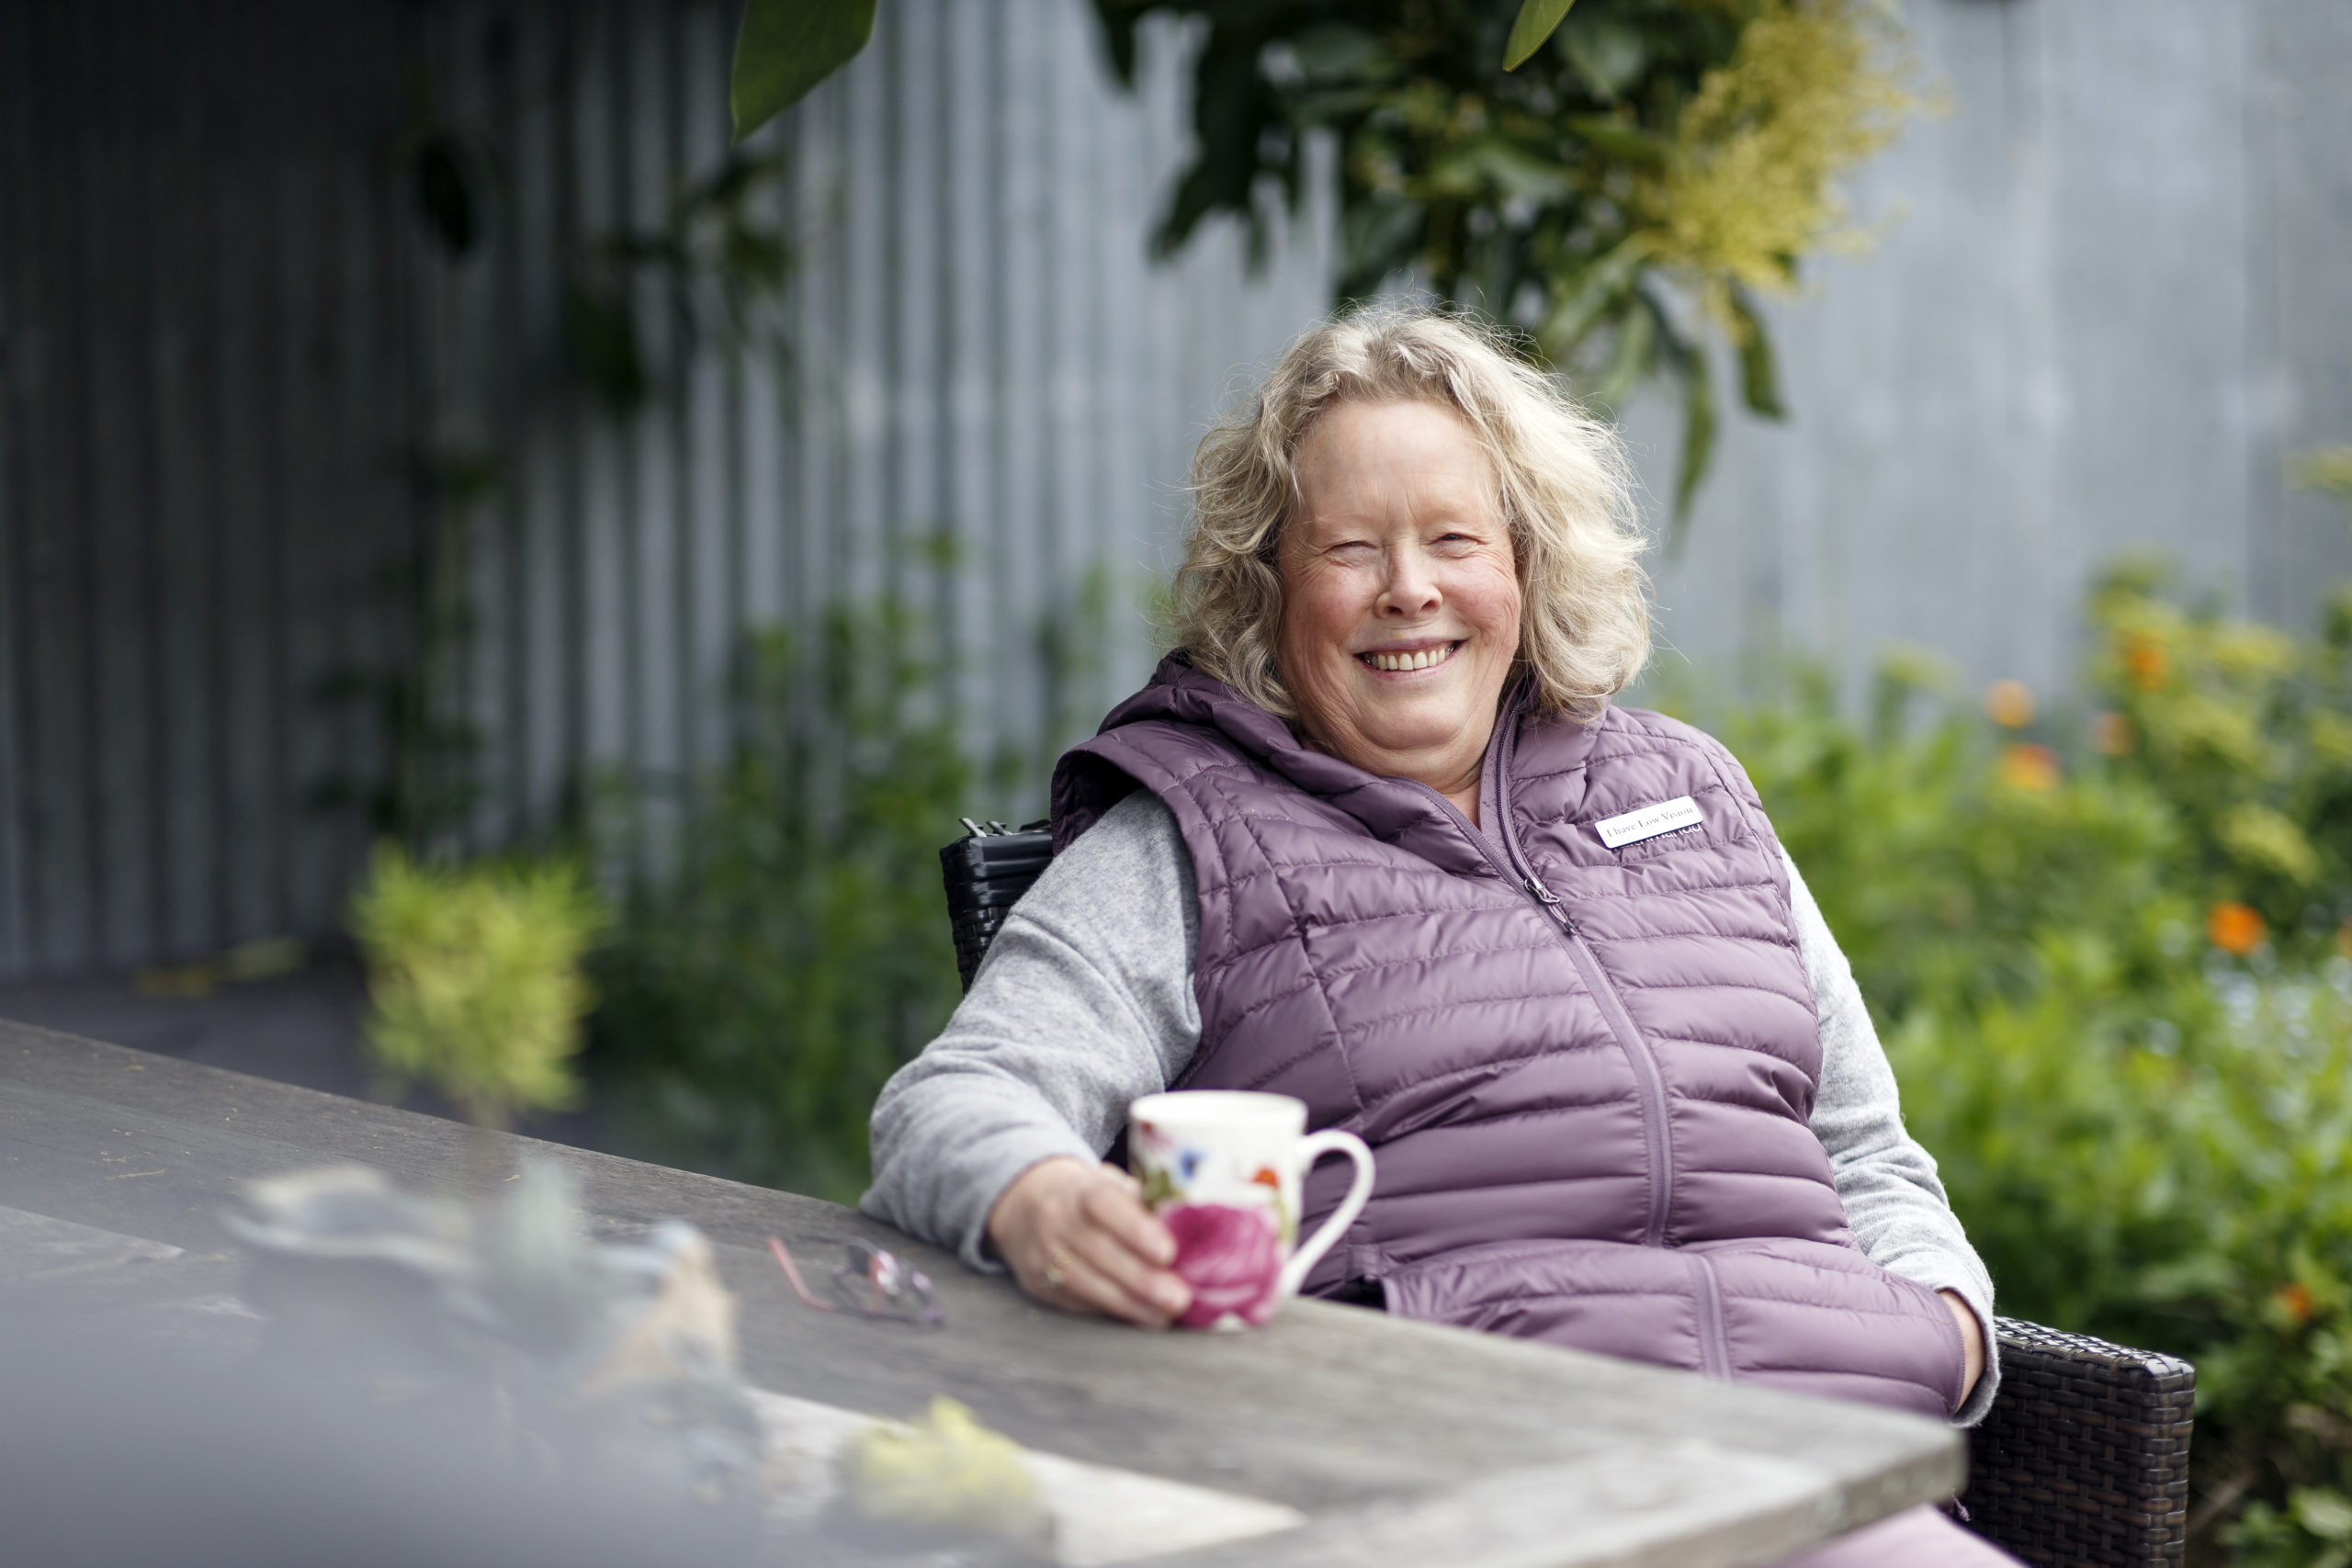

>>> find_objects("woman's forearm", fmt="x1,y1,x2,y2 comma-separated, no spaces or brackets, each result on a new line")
861,793,1204,1268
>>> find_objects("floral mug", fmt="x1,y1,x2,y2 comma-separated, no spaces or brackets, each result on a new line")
1128,1090,1375,1331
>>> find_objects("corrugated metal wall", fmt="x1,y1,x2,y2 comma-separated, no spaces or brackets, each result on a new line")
0,0,1334,979
1641,0,2352,707
417,0,1332,868
0,0,427,981
6,0,2346,980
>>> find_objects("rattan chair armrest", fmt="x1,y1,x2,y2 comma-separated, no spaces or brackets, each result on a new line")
1962,1316,2195,1568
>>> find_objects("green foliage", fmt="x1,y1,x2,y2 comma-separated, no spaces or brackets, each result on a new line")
730,0,878,144
351,847,611,1131
567,149,796,416
2292,444,2352,506
1503,0,1581,72
2089,558,2352,964
1674,564,2352,1564
719,0,1919,515
1091,0,1920,524
589,596,972,1204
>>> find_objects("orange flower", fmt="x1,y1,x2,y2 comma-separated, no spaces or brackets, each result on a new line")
2092,712,2132,756
1984,680,2035,728
2207,901,2267,955
2276,1282,2313,1325
1996,743,2060,792
2123,635,2168,692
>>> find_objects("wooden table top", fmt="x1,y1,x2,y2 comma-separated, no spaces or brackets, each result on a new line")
0,1018,1962,1568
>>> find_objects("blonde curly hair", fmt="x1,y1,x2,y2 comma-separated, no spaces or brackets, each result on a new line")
1173,307,1649,722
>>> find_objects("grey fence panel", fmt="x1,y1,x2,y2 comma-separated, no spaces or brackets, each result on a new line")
1641,0,2352,709
0,0,428,979
19,0,2332,981
419,0,1334,871
0,0,1335,978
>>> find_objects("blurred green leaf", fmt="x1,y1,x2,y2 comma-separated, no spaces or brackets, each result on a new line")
1727,286,1785,419
414,137,476,255
1427,139,1576,203
1502,0,1578,72
563,278,649,413
1561,113,1676,170
1669,328,1716,536
1588,293,1657,412
1538,234,1651,358
1558,18,1647,101
729,0,877,144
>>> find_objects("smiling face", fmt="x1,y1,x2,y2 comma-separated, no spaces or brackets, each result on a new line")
1276,400,1523,808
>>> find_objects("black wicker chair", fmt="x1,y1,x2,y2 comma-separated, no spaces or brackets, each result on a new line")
941,823,2198,1567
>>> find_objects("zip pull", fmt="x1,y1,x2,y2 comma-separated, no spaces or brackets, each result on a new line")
1522,875,1575,933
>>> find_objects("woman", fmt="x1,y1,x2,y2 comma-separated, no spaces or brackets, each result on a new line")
865,310,2012,1563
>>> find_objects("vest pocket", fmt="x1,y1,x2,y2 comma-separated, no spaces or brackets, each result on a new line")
1689,1238,1968,1418
1380,1238,1713,1377
1378,1236,1966,1418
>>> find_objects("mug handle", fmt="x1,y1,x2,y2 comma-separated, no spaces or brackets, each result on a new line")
1277,1129,1375,1299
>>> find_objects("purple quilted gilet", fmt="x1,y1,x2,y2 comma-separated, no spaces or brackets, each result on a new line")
1053,656,1966,1418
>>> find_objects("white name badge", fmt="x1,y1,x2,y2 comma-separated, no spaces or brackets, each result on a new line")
1592,795,1704,850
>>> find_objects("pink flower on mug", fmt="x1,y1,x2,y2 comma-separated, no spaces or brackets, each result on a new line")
1165,1202,1282,1328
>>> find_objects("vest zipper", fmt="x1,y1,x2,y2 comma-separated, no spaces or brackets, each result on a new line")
1408,775,1678,1251
1556,915,1676,1250
1687,1253,1733,1380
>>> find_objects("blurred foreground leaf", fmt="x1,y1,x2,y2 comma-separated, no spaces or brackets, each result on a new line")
730,0,877,143
1502,0,1577,71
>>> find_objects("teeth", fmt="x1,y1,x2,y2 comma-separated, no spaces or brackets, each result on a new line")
1365,644,1455,672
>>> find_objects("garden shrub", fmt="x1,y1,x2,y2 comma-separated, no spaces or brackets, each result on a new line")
350,846,609,1133
1690,563,2352,1565
588,599,973,1204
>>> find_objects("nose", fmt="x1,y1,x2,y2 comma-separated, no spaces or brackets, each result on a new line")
1377,542,1441,616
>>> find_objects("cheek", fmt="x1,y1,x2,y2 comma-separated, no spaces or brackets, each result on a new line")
1281,566,1368,666
1462,560,1523,646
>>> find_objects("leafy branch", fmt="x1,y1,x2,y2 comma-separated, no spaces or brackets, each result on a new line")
1092,0,1919,532
726,0,1918,529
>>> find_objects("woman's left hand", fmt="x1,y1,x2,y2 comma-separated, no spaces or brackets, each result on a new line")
1939,1289,1985,1405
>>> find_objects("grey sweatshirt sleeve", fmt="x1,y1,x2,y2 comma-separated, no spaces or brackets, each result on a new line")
860,791,1202,1271
1787,848,2002,1425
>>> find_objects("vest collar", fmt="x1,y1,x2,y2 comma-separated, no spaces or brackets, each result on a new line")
1085,655,1603,876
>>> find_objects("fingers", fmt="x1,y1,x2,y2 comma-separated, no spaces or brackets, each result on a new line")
1065,1196,1190,1324
996,1163,1191,1327
1085,1169,1178,1269
1038,1235,1182,1328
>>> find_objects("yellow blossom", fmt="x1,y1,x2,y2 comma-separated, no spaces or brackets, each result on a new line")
1638,0,1921,324
1996,743,2060,793
1984,680,2035,728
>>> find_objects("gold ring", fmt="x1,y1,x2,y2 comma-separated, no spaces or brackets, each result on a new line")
1041,1255,1068,1289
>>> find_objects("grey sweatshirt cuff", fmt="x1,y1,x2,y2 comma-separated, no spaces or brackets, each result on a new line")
1876,1252,2001,1427
860,1125,1095,1274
